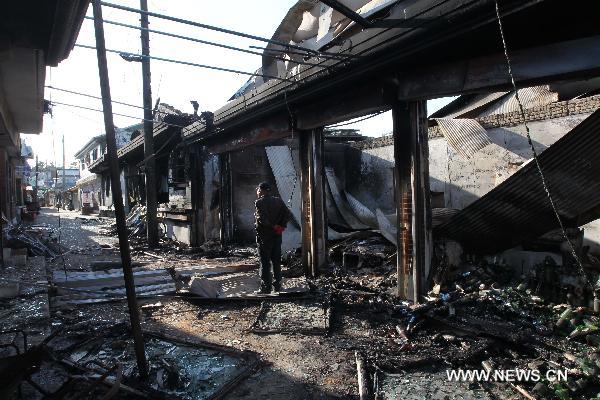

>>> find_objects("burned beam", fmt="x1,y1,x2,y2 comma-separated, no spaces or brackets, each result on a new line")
409,100,430,302
398,35,600,100
299,131,311,276
299,128,327,277
392,100,430,302
204,115,292,154
218,153,233,245
392,101,412,300
320,0,372,28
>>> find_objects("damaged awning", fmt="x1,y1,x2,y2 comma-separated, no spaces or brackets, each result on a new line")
435,108,600,253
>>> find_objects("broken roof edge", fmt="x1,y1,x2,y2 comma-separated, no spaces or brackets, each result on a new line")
180,0,544,144
352,94,600,150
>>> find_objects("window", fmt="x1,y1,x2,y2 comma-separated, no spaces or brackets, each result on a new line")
92,148,98,161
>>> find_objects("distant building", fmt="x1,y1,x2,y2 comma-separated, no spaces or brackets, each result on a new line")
72,123,142,213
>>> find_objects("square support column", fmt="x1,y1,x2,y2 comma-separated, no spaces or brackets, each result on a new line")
392,101,431,302
299,128,327,277
218,153,233,245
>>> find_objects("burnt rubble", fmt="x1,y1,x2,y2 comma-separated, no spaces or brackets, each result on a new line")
1,210,600,399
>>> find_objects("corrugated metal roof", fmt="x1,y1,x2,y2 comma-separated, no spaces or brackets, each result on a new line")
325,168,369,230
478,85,559,117
435,109,600,254
434,118,491,159
265,146,301,225
432,92,509,119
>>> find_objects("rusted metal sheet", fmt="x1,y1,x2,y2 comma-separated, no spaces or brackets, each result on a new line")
434,118,491,159
478,85,558,117
431,91,508,119
435,109,600,253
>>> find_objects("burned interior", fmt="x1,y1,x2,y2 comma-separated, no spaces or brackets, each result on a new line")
2,0,600,399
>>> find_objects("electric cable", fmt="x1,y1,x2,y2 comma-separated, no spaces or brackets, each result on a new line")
84,16,322,67
75,43,289,82
494,0,591,289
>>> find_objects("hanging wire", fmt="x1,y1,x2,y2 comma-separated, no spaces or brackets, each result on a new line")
49,100,188,129
75,43,290,82
46,85,171,115
327,111,385,128
85,16,322,67
98,1,362,60
494,0,591,289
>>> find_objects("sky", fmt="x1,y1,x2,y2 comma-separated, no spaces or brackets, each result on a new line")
22,0,454,166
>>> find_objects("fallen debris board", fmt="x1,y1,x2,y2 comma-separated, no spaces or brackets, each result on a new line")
203,272,310,298
61,329,259,400
190,277,222,298
250,298,330,334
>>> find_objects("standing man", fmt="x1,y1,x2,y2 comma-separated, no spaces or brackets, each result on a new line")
254,182,291,294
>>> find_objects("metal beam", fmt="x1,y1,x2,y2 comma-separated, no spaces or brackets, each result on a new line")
320,0,371,28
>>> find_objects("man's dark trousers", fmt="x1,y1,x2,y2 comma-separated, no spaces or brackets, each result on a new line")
257,234,282,291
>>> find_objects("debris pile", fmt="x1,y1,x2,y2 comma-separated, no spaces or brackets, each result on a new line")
4,224,63,257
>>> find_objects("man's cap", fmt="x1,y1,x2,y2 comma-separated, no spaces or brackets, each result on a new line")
257,182,272,191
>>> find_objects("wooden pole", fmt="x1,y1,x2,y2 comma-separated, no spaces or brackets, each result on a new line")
140,0,159,248
410,100,430,302
306,128,327,277
91,0,148,380
393,101,412,300
299,132,311,276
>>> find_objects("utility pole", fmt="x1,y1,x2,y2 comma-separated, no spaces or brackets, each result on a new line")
62,135,66,204
140,0,159,248
91,0,149,380
34,155,39,202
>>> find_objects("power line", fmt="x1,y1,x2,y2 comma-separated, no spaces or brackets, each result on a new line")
99,1,360,60
75,43,289,82
327,111,385,128
49,100,188,129
46,85,150,112
494,0,591,289
84,16,321,67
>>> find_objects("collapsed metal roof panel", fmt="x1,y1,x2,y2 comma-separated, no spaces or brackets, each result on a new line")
435,108,600,253
478,85,559,117
434,118,491,159
430,91,508,119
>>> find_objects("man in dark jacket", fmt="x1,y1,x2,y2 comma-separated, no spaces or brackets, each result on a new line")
254,182,291,293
